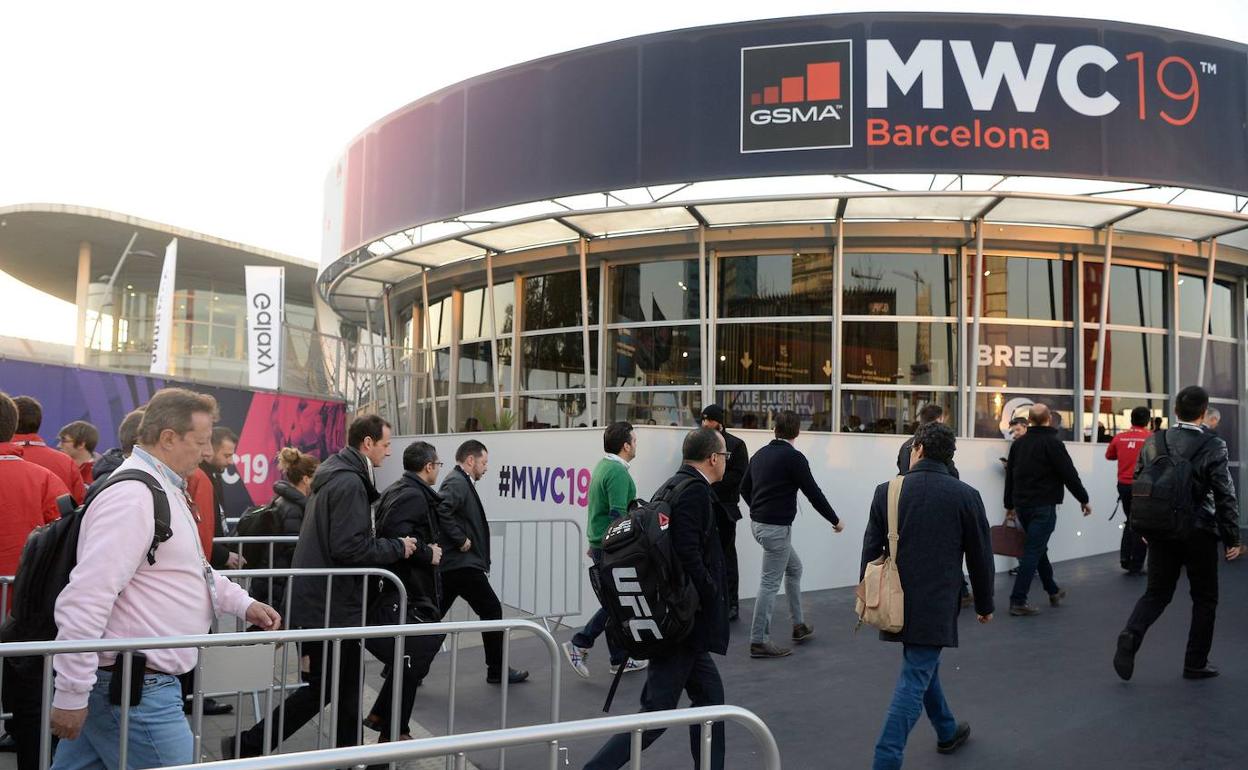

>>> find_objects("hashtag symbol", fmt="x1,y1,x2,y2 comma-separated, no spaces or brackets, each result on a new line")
498,466,511,497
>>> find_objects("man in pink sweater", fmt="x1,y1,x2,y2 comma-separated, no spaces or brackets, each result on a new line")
49,388,281,769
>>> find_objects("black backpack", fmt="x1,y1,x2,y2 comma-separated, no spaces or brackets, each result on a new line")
1130,430,1215,540
233,499,284,569
0,469,172,648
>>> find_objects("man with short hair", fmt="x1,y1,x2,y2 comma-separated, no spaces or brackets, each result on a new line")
584,427,730,770
11,395,86,504
57,420,100,486
1004,404,1091,616
1202,406,1221,432
437,439,528,685
563,422,646,678
192,427,239,569
897,404,957,477
1007,417,1029,441
701,405,749,622
741,410,843,658
1114,386,1243,681
1106,406,1153,575
50,388,281,769
862,422,995,769
88,409,144,493
230,414,419,758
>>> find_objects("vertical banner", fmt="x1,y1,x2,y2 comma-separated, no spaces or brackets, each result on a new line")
245,266,285,390
149,238,177,374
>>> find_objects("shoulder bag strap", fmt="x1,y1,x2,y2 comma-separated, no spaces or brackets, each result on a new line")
886,475,904,561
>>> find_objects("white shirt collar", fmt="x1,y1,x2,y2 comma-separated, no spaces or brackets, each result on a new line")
1175,420,1204,431
604,452,631,468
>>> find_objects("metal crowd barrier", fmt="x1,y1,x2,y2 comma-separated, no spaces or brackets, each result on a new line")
161,705,782,770
214,536,300,573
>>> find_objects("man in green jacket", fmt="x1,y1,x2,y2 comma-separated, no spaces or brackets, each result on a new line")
562,421,648,677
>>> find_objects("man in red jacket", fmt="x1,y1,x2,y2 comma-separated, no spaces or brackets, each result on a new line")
11,396,85,504
1106,406,1153,575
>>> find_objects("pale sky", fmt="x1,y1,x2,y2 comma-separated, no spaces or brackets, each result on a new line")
1,0,1245,344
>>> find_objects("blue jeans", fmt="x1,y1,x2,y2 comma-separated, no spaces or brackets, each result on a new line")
749,522,803,644
51,671,192,770
574,548,628,666
873,644,958,770
1010,505,1060,606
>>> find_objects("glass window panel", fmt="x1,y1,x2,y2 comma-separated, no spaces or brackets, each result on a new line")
1178,276,1234,336
716,322,832,385
842,253,957,317
973,392,1075,441
975,324,1074,390
520,332,599,390
458,341,497,394
1082,263,1167,328
716,390,833,432
839,391,958,435
462,282,515,340
522,270,600,331
211,324,238,359
1179,337,1239,400
212,292,246,328
455,397,499,433
1087,397,1169,442
611,261,700,323
606,391,703,427
521,393,594,429
430,348,451,397
1083,330,1167,394
718,253,833,318
972,256,1072,321
843,321,957,386
424,298,452,347
608,326,700,387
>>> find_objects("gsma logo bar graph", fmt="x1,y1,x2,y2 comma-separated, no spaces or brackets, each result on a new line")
741,39,853,152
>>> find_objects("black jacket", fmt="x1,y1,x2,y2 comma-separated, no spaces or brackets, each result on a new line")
289,447,405,628
897,437,959,479
668,465,729,655
200,461,230,569
1137,425,1241,546
1003,426,1089,509
250,480,307,607
860,459,995,647
710,429,748,522
86,448,125,495
436,466,491,574
376,471,444,621
741,439,839,527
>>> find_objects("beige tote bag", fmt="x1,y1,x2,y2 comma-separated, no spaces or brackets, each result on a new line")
856,476,904,633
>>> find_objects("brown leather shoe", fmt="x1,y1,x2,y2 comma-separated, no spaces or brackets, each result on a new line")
1049,589,1067,607
1009,603,1040,616
749,641,792,658
792,623,815,643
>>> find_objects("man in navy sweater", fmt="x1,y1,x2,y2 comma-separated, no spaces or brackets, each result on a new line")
741,410,844,658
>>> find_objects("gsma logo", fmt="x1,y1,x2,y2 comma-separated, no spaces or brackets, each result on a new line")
741,39,853,153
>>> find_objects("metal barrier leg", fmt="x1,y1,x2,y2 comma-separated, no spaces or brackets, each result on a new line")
629,729,643,770
445,631,459,770
700,719,713,769
499,630,510,770
328,639,343,749
118,651,133,770
39,656,52,770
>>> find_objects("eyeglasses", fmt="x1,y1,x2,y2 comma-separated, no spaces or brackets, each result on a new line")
714,452,732,459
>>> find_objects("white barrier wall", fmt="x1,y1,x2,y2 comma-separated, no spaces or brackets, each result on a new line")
380,427,1125,625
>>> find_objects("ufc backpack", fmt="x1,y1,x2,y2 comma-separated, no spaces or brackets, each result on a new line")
1130,430,1215,540
0,469,172,653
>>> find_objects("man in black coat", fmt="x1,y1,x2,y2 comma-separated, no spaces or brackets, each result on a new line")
437,439,528,685
585,427,730,770
231,415,418,758
897,403,958,478
1114,386,1244,681
861,422,994,769
701,404,748,621
201,427,240,570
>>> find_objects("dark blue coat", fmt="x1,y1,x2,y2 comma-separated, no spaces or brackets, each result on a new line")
860,459,995,648
667,465,729,655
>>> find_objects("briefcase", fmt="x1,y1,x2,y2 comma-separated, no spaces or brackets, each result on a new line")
990,519,1026,558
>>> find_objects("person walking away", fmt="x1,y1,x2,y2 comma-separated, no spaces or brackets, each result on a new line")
583,427,730,770
861,422,995,769
1113,386,1243,681
363,441,446,741
11,396,86,504
701,405,749,622
87,410,144,494
1106,406,1152,575
56,421,99,487
563,422,646,678
896,404,958,478
247,447,320,608
0,392,69,770
740,410,844,658
437,439,528,684
49,388,280,770
1003,404,1091,616
227,415,419,758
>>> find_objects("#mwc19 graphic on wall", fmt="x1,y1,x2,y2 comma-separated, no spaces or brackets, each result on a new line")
0,358,347,515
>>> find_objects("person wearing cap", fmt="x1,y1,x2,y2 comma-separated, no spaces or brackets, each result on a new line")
701,404,749,622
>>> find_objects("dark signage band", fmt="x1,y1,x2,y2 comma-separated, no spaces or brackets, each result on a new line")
327,13,1248,259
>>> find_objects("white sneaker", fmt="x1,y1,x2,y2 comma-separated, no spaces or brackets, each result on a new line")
610,659,649,674
562,642,591,678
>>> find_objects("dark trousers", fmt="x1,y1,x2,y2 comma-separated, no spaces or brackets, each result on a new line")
1117,483,1148,572
583,647,725,770
439,568,504,673
1123,531,1220,669
364,633,445,737
572,548,627,666
239,639,364,755
1010,505,1059,606
3,659,54,770
716,514,739,611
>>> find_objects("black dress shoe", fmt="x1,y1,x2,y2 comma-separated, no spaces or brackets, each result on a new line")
937,722,971,754
186,697,233,716
1114,630,1138,681
487,667,529,684
1183,664,1219,679
0,732,16,752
